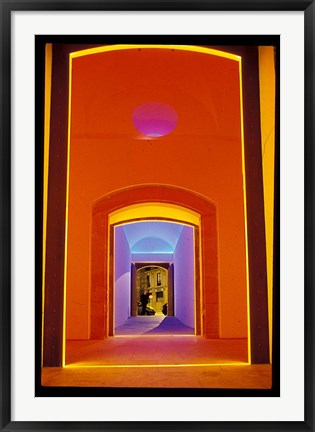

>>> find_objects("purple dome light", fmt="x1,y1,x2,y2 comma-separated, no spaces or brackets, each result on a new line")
132,102,178,137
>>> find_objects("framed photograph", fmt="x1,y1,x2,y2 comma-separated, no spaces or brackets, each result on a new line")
1,0,313,430
36,33,279,397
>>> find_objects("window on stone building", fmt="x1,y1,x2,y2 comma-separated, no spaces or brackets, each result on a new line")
156,291,163,301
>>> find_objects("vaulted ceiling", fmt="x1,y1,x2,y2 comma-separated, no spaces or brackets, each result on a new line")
122,221,184,253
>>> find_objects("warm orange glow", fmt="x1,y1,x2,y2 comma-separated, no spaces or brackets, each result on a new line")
63,44,250,366
42,43,52,366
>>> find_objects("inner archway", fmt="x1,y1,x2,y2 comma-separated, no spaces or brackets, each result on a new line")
112,219,196,336
90,184,219,340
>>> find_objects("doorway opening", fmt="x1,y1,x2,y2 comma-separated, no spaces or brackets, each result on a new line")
64,191,251,367
136,265,169,316
88,188,220,343
112,219,197,336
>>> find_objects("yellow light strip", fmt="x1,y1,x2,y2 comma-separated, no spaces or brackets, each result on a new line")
109,202,200,227
62,53,73,367
113,334,195,338
42,43,52,366
239,58,252,364
70,44,241,63
114,218,194,229
65,362,249,369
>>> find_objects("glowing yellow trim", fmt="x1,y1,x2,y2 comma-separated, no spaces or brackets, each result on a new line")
109,203,200,227
42,44,52,366
62,52,73,367
114,218,194,229
65,362,249,369
113,334,195,338
239,58,251,364
70,44,241,63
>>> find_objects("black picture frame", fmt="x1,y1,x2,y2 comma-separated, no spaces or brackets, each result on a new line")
1,0,314,430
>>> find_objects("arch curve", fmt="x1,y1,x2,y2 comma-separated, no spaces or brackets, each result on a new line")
91,184,218,339
136,263,169,272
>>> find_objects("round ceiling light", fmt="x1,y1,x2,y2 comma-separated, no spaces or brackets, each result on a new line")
132,102,178,137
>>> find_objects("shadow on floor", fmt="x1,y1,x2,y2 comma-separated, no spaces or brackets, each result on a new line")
115,315,194,335
146,316,194,334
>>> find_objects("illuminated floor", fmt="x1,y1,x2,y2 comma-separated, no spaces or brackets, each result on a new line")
42,336,272,388
42,364,272,389
65,336,248,366
115,315,195,335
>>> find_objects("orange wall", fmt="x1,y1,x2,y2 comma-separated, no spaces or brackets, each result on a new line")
66,47,248,339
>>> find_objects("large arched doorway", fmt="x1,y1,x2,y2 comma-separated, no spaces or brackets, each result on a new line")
41,42,273,369
90,185,218,340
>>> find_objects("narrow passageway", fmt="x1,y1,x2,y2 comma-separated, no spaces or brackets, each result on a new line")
115,316,195,335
